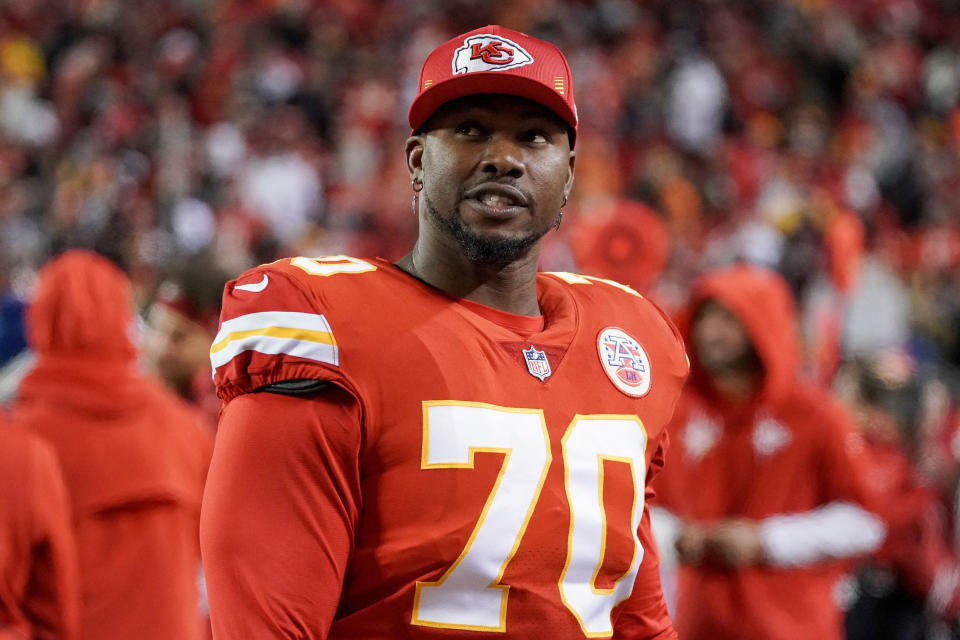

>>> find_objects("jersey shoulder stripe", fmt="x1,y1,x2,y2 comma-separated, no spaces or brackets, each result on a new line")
542,271,643,298
210,310,339,371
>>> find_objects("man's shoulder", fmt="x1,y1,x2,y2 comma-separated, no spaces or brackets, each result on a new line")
541,271,689,379
212,255,405,403
540,270,645,302
540,271,673,325
215,255,422,338
221,255,388,314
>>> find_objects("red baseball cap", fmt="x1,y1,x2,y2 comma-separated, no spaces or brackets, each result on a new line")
408,25,578,146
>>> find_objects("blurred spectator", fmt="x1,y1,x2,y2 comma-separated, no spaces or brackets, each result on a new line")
7,250,213,640
0,419,78,640
665,41,727,154
0,279,31,405
143,251,230,427
0,288,26,368
837,352,960,640
651,264,885,640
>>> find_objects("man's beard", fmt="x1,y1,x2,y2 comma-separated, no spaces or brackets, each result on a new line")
424,195,556,267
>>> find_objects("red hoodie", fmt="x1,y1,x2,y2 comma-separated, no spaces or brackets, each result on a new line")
9,251,212,640
0,420,78,640
652,264,884,640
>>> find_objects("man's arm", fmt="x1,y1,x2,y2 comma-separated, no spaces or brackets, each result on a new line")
755,403,885,567
200,385,363,639
693,402,886,569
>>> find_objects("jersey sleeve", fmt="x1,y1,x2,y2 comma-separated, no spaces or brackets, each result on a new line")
200,386,363,639
210,264,353,405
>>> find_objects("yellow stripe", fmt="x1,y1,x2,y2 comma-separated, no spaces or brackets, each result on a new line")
210,326,337,355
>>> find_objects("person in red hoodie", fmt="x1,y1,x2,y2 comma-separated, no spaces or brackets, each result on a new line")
0,419,78,640
651,263,885,640
8,250,213,640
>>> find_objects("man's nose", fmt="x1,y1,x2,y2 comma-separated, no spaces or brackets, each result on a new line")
480,136,524,179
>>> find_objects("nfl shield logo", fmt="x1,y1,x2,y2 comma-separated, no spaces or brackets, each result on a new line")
522,346,552,381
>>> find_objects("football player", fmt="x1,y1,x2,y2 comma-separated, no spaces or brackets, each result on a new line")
201,25,688,639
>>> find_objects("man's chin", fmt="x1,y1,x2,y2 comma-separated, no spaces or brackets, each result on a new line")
458,231,539,266
430,199,547,266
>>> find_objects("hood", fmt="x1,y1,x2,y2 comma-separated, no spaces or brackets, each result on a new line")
27,250,136,359
681,263,801,404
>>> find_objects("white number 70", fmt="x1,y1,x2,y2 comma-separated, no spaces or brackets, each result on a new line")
411,401,648,637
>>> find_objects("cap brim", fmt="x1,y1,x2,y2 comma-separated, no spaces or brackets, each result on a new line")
408,73,577,142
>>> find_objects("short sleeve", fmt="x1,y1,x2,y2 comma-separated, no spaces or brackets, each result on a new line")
211,265,352,405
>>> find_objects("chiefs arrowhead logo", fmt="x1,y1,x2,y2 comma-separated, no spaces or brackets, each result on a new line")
453,34,534,74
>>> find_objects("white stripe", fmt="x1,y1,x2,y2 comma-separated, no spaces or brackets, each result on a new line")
210,311,338,370
211,334,338,370
760,501,886,567
213,311,333,344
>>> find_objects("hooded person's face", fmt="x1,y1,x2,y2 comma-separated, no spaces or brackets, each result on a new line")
691,300,761,378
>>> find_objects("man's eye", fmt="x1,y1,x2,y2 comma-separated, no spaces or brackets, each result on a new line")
523,130,550,143
454,122,483,136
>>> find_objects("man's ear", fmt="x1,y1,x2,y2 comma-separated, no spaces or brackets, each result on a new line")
564,150,576,201
406,135,425,183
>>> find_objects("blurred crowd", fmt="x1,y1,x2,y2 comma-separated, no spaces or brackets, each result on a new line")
1,0,960,637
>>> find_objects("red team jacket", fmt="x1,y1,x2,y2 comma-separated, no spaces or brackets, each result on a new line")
0,423,78,640
9,251,213,640
653,265,883,640
201,256,690,639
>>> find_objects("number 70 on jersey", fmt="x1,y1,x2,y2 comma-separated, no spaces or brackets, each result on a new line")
412,401,649,637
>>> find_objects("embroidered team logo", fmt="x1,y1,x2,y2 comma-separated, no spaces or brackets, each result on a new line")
752,416,791,457
682,411,721,463
597,327,651,397
522,345,552,381
452,34,534,75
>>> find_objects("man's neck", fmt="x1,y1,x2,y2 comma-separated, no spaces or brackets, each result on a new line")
396,244,542,317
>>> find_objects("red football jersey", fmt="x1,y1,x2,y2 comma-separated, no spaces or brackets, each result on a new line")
202,256,688,639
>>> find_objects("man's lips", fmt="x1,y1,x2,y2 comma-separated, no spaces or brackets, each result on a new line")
463,182,530,208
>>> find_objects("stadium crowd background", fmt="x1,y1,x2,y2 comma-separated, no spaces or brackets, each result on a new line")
1,0,959,634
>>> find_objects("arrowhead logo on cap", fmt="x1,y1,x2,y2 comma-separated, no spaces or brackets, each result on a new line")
453,34,534,74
